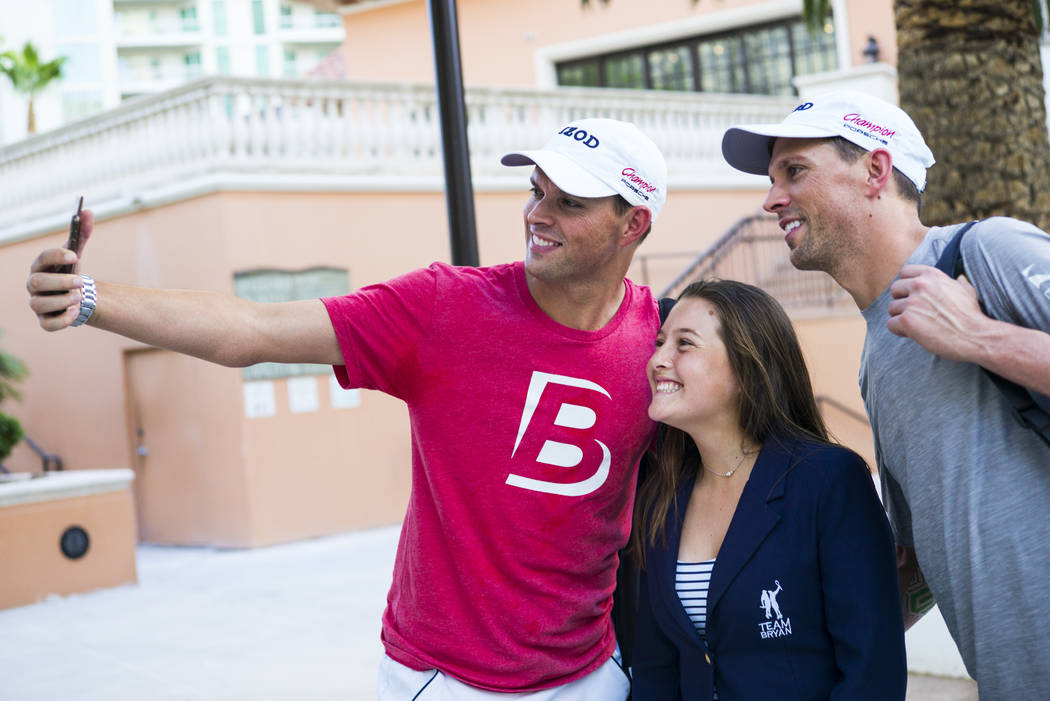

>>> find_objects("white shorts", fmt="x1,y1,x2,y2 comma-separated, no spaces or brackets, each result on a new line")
377,651,630,700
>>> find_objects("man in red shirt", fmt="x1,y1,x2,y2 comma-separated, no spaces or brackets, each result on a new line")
28,118,668,699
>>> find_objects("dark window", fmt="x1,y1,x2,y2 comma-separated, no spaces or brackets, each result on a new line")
604,54,646,89
743,26,793,95
557,60,600,87
648,46,693,91
791,21,838,75
697,36,745,93
556,16,837,96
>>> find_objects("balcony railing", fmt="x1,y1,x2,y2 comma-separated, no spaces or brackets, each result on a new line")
660,213,853,313
0,76,793,242
279,14,343,30
114,18,202,39
118,64,205,84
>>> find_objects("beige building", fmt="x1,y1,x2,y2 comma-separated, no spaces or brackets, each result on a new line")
3,0,892,592
0,0,345,145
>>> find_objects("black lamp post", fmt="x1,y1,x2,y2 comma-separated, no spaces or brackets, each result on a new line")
426,0,480,267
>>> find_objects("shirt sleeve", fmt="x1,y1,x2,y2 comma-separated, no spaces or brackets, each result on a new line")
963,217,1050,333
321,264,438,399
962,217,1050,411
875,430,913,549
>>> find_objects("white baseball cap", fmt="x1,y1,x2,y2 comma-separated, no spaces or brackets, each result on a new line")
502,118,668,219
722,90,935,191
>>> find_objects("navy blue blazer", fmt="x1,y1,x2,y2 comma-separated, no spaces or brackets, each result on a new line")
633,437,906,701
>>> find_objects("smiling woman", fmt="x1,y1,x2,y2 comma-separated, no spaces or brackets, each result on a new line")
629,279,907,701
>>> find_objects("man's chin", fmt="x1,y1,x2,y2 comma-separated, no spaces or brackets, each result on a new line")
789,248,820,272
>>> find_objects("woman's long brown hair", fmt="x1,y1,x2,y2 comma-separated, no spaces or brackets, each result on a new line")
628,279,834,568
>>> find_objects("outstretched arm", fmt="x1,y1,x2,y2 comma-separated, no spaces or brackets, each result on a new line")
27,210,343,368
886,265,1050,396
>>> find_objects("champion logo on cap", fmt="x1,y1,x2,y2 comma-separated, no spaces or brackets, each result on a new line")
843,112,897,143
621,167,658,194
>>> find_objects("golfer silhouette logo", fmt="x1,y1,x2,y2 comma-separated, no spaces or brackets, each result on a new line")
760,580,783,620
757,580,792,638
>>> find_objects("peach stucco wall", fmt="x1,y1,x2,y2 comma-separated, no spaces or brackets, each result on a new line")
5,192,452,547
337,0,898,85
847,0,898,68
794,313,874,467
0,487,137,610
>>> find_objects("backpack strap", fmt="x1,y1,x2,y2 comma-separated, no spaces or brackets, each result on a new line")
933,220,978,279
985,372,1050,448
933,220,1050,448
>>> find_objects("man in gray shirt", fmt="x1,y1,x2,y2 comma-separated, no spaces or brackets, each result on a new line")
720,90,1050,698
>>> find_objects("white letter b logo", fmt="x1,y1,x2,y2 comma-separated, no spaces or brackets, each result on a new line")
506,371,611,497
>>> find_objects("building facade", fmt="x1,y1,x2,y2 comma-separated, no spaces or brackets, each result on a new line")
0,0,343,144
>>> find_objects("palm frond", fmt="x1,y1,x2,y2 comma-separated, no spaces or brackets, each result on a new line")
0,42,65,96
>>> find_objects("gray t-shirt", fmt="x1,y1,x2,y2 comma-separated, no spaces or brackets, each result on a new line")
860,217,1050,697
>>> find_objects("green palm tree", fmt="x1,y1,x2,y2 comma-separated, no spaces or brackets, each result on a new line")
0,334,27,466
0,41,67,134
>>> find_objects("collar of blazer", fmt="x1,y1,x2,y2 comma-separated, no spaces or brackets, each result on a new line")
653,437,796,643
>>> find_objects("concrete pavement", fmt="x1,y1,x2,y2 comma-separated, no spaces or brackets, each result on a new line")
1,524,977,700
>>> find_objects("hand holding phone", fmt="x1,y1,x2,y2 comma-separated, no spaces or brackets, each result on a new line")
53,196,84,273
41,196,84,297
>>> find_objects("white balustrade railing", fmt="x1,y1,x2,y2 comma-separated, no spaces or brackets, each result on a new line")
0,76,792,242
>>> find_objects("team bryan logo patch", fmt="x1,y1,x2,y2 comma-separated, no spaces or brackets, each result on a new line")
758,579,792,639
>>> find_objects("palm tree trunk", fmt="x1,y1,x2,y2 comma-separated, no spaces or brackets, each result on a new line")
27,96,36,134
896,0,1050,230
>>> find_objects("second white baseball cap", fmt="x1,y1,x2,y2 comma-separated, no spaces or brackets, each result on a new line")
722,90,935,191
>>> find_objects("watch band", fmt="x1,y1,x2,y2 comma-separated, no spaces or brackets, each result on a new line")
72,274,97,327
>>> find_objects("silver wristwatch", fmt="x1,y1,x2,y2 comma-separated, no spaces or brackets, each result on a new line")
72,274,97,327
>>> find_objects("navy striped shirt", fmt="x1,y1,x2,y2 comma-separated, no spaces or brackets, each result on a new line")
676,559,715,636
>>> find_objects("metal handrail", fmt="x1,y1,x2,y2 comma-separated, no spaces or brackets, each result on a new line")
653,213,854,313
22,435,63,473
815,395,870,427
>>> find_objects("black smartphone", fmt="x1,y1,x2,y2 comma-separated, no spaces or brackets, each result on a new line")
53,196,84,274
41,196,84,299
